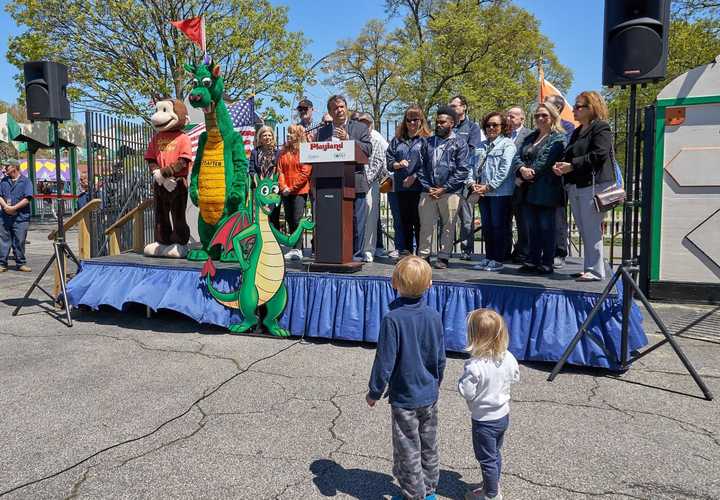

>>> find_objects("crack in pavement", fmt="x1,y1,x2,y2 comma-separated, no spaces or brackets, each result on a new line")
115,406,209,469
0,330,244,371
501,470,647,499
0,340,303,498
514,395,720,448
271,390,366,499
602,401,720,448
62,467,90,500
623,481,719,500
633,367,720,380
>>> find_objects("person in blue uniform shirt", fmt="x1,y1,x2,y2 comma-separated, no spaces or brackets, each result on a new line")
0,158,34,272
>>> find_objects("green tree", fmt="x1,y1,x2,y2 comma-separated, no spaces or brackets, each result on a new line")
386,0,572,117
322,20,402,124
6,0,312,119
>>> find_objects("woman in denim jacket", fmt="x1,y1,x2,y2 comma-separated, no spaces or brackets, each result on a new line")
513,103,567,274
467,112,517,271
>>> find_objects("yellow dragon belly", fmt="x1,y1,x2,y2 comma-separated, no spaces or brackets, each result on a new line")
255,214,284,305
198,129,226,225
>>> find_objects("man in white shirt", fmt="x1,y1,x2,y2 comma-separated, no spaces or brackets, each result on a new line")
357,113,389,262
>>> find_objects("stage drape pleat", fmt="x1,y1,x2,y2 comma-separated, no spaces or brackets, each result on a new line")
66,261,646,370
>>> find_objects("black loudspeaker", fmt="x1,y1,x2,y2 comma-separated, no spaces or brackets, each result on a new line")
602,0,670,86
23,61,71,122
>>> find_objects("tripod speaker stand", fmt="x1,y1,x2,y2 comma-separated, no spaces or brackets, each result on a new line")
12,120,80,327
547,85,713,401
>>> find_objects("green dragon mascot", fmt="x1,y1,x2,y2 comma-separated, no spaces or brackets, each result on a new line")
200,176,314,336
184,59,249,261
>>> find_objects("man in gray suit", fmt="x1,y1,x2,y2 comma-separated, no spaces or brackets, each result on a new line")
316,95,373,259
507,106,531,264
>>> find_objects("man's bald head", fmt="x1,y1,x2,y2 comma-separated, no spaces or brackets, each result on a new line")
506,107,525,131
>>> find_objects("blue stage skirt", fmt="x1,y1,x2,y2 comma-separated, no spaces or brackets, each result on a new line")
66,260,646,370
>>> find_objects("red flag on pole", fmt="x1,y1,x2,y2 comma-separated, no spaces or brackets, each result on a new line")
171,16,206,52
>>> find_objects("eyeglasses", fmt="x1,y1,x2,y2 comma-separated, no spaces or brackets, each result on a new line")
485,123,502,128
573,104,589,110
405,118,421,123
534,113,550,119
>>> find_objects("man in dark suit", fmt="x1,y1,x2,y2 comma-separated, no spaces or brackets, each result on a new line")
507,106,531,264
316,95,373,259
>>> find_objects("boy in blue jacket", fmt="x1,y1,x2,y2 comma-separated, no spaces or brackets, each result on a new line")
366,256,446,500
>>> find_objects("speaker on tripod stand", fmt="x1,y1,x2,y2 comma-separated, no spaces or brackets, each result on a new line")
549,0,713,400
13,61,80,327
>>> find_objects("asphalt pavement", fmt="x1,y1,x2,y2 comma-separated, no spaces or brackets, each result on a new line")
0,222,718,499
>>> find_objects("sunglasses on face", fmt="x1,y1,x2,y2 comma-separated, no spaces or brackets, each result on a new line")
406,117,421,123
573,104,589,110
297,107,309,112
485,123,502,129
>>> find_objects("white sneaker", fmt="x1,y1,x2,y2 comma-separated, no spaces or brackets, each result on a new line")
363,251,374,263
284,250,296,261
486,260,504,272
388,249,400,258
291,249,303,260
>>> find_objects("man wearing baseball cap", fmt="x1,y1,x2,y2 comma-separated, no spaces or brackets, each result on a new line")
0,158,34,272
296,98,318,141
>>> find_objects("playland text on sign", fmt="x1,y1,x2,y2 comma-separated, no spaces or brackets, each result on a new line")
300,141,359,163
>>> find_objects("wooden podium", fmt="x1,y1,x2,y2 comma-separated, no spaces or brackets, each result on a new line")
300,141,368,273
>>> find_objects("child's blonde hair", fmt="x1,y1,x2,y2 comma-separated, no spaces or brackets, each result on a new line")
466,308,509,361
392,256,432,298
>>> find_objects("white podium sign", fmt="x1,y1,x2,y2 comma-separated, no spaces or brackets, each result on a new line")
300,141,359,163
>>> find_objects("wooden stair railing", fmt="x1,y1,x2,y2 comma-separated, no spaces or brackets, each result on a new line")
103,198,153,256
47,199,102,297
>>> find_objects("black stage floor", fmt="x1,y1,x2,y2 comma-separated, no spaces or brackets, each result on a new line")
90,253,612,294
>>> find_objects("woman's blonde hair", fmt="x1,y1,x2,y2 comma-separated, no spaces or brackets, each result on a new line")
466,308,509,362
284,124,307,152
536,103,565,135
255,125,276,150
392,256,432,298
577,90,609,122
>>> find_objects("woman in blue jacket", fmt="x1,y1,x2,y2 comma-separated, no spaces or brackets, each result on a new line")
386,105,431,256
467,112,517,271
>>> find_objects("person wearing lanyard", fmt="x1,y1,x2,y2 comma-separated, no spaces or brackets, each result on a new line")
0,158,34,272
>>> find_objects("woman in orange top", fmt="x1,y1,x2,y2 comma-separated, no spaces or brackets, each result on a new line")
278,124,312,260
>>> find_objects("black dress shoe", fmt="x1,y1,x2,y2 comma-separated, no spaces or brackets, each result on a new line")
537,265,554,275
433,258,448,270
518,264,538,274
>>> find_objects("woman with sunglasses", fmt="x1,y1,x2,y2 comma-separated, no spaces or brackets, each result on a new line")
250,125,281,228
386,104,432,256
512,103,567,274
552,91,613,281
467,112,517,271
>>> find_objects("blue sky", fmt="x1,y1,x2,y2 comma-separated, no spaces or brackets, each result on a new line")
0,0,604,115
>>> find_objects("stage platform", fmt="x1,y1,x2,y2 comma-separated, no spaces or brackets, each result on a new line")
65,253,647,370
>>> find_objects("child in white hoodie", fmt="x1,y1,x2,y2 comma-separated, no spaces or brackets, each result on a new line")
458,309,520,500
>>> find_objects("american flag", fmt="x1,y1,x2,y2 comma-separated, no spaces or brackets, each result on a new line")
188,96,256,161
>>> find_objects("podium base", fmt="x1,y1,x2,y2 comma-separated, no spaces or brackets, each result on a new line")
308,261,364,274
